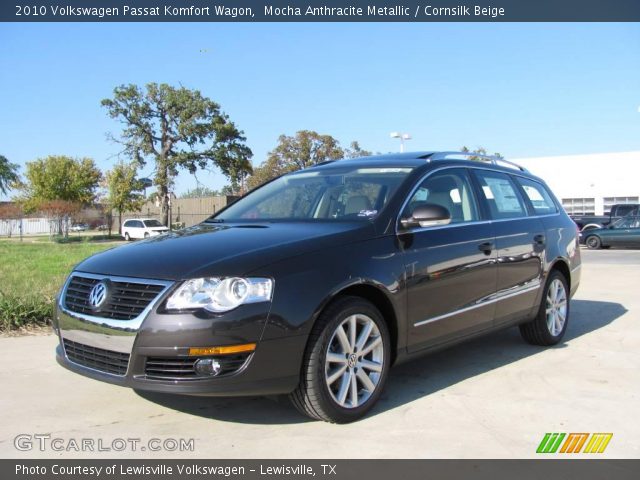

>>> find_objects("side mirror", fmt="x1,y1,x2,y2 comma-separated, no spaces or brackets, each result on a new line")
401,204,451,229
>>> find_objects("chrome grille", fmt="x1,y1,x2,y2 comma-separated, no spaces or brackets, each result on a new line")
145,354,250,380
64,275,165,320
63,339,130,375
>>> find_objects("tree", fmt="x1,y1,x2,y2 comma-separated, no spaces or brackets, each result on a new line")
247,130,346,190
460,146,504,161
0,203,23,238
20,155,101,215
38,200,81,238
105,161,145,234
181,186,220,198
0,154,20,196
344,141,373,159
102,83,253,225
220,184,240,196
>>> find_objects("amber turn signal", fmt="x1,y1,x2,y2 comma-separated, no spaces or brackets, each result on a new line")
188,343,256,356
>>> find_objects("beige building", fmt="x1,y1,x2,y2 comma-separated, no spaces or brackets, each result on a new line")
513,151,640,216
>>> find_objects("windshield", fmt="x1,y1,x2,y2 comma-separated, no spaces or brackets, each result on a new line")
143,220,164,227
213,167,414,222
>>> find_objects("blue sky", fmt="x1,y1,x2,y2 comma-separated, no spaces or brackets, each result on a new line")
1,22,639,199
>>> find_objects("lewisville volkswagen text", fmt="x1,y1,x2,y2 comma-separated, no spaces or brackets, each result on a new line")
53,152,581,423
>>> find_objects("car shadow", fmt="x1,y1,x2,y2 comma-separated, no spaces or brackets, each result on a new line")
135,299,626,425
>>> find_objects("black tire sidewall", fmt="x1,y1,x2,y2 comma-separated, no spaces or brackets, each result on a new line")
585,235,601,249
310,299,390,423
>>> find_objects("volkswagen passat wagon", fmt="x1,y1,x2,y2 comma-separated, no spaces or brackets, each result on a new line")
53,152,581,423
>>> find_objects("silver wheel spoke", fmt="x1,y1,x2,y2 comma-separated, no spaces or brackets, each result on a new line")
355,321,373,351
326,352,347,364
358,358,382,373
348,315,357,352
337,371,351,406
326,365,347,385
554,314,562,334
359,336,382,357
349,371,358,408
335,325,351,354
356,368,376,392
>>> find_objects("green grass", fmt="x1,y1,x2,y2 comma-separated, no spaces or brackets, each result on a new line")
0,241,116,330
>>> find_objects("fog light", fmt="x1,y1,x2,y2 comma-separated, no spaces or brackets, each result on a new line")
195,358,222,376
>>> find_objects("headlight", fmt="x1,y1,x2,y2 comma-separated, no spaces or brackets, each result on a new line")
166,277,273,313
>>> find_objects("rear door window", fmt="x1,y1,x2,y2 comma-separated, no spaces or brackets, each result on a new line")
515,177,558,215
473,171,527,220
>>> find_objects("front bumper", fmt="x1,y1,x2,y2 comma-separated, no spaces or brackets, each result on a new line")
53,273,304,396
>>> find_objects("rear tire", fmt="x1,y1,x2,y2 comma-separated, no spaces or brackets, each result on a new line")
124,232,131,241
290,296,390,423
520,270,569,346
585,235,601,249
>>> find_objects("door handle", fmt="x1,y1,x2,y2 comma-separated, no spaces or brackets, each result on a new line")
534,234,546,246
478,242,494,255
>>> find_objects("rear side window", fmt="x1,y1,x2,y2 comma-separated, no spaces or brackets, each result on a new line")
515,177,558,215
474,171,527,219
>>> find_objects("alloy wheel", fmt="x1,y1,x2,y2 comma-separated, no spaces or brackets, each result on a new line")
324,314,384,409
546,278,567,336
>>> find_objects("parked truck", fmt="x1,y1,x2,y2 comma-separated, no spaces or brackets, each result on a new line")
571,203,640,232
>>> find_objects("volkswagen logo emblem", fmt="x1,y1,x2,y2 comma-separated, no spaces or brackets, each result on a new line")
88,281,109,310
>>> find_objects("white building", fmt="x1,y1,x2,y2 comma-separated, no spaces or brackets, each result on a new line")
512,151,640,216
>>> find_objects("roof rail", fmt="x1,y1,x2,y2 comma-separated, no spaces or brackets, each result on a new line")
427,151,528,172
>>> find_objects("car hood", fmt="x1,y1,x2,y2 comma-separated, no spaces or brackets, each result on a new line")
76,221,373,280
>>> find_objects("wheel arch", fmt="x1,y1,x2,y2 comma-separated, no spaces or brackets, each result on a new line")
549,257,571,291
313,281,400,365
581,223,603,232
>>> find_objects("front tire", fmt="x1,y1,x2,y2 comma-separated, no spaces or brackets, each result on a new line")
290,296,390,423
520,270,570,346
585,235,601,249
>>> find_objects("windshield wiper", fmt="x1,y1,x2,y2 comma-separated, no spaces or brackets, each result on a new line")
204,218,224,223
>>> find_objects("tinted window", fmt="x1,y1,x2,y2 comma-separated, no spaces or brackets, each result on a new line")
516,177,558,215
403,169,478,224
474,171,527,219
143,220,163,227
